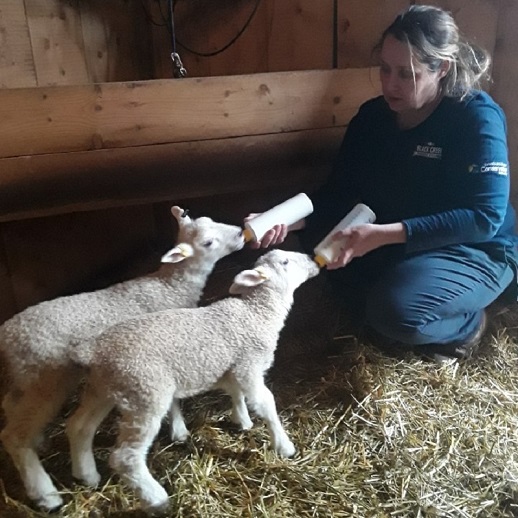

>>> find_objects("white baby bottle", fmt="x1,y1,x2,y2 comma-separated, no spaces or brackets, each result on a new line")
243,193,314,243
313,203,376,267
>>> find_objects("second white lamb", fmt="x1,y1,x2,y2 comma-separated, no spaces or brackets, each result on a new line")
67,249,320,514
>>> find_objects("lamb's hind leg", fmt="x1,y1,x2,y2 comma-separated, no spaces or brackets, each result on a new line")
110,397,172,514
66,383,114,487
237,373,295,457
215,372,253,430
0,367,80,511
169,397,190,442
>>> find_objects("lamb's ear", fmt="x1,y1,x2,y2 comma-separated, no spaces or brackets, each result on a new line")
161,243,194,263
171,206,192,226
229,268,269,294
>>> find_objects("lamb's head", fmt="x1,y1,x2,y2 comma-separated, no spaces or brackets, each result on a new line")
161,206,245,265
229,249,319,296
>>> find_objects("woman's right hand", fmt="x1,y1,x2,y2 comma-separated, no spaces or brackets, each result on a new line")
244,213,288,249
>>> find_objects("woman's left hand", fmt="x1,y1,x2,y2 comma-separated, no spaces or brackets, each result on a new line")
326,222,407,270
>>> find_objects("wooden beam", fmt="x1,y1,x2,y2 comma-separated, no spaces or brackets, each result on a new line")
0,127,344,222
0,68,380,159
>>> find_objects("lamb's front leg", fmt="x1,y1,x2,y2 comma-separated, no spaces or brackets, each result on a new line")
238,375,295,457
169,397,190,442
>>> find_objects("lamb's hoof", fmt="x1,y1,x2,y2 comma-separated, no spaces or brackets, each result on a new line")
275,440,296,458
142,495,169,516
231,415,253,430
36,492,64,513
73,470,101,488
170,429,190,443
33,433,46,451
139,480,170,515
240,419,254,431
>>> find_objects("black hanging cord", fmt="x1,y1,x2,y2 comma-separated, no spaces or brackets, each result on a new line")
168,0,187,77
139,0,167,27
168,0,178,57
175,0,262,58
154,0,262,58
332,0,338,69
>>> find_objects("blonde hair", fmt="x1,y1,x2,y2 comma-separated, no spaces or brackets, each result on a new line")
376,5,491,99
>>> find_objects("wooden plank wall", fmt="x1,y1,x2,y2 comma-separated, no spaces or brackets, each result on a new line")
337,0,409,68
151,0,501,75
25,0,89,86
0,1,506,82
337,0,497,70
0,1,37,88
0,0,155,87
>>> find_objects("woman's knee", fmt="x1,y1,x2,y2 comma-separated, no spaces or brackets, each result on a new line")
365,293,433,345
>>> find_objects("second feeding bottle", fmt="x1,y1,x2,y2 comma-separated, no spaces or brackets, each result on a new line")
313,203,376,267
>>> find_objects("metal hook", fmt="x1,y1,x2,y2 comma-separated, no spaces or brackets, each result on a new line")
171,52,187,78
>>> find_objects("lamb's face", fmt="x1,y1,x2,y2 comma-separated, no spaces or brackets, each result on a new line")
171,205,245,262
190,217,245,259
165,206,245,265
257,249,320,292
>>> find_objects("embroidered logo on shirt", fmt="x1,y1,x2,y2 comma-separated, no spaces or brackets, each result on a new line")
413,142,443,160
468,162,508,176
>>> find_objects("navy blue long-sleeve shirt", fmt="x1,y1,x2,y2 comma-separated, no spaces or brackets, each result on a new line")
303,91,518,274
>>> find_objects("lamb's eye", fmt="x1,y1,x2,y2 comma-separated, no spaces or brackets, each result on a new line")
282,259,289,265
203,239,214,248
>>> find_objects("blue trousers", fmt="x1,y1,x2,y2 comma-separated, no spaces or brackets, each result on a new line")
329,244,515,345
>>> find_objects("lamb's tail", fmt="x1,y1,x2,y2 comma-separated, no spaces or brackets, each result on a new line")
69,337,96,367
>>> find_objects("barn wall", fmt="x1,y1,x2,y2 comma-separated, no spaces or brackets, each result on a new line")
1,1,503,81
0,0,516,322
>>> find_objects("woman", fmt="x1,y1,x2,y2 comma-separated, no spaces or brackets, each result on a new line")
250,5,518,361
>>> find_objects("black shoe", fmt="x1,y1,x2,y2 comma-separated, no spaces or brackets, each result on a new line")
419,310,488,364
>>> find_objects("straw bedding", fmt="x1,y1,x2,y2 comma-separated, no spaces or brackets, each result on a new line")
1,250,518,518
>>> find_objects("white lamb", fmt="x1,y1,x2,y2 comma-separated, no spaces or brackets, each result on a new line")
0,206,245,511
66,249,319,514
